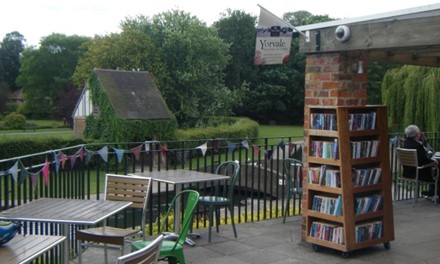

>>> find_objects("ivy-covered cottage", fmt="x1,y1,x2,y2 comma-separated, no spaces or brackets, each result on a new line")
72,69,176,141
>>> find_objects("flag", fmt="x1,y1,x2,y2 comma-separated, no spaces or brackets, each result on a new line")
98,146,108,162
196,142,208,156
255,5,293,65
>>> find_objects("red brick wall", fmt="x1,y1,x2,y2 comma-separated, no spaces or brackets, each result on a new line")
74,118,86,138
301,51,368,240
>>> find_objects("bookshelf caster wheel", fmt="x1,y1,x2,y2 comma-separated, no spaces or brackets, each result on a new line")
341,251,350,258
312,244,321,252
384,242,391,250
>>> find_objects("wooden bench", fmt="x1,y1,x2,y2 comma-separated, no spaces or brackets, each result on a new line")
0,235,65,264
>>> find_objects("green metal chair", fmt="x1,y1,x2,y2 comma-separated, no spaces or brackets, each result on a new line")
131,190,199,264
282,158,303,223
198,161,240,242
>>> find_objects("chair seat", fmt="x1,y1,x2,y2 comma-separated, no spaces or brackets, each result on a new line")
198,196,231,205
132,239,183,255
77,226,140,245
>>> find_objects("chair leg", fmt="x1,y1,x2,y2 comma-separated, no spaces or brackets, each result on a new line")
215,207,220,233
283,192,291,223
104,244,108,264
78,240,83,264
229,205,237,238
208,205,214,243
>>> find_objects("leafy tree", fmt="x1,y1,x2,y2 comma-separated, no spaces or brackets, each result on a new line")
74,10,236,126
17,33,90,118
0,31,25,91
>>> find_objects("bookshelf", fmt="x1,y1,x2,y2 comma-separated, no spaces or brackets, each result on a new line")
305,105,394,257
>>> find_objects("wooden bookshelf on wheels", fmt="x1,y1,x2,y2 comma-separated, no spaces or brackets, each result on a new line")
305,105,394,257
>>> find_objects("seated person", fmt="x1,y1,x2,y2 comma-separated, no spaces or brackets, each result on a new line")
402,125,438,196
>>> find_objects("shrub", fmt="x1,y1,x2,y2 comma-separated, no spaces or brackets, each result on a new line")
4,112,26,129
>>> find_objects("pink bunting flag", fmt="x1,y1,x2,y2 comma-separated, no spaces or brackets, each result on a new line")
253,145,260,156
160,145,168,164
78,147,84,161
130,145,142,161
70,155,77,169
42,159,50,186
60,152,67,169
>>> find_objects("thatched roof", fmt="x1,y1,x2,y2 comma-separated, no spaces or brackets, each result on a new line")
94,68,173,120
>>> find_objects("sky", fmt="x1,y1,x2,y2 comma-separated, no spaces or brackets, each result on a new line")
1,0,440,47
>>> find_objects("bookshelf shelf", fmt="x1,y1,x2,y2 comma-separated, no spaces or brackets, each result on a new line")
305,105,394,256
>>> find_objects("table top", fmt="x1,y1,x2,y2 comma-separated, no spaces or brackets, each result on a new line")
132,169,230,185
0,198,132,225
0,235,65,264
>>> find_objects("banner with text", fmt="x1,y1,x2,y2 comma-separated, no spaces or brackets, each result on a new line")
254,6,293,65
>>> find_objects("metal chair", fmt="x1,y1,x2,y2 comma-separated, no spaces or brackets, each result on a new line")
116,235,163,264
282,158,303,223
197,161,240,242
395,147,439,206
76,174,152,264
132,190,200,264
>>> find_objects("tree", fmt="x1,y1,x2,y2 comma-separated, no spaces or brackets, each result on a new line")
17,33,90,118
0,31,25,91
74,10,237,125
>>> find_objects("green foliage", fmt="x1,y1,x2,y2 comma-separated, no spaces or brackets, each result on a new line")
175,117,258,143
3,112,26,129
85,74,178,142
382,65,440,133
0,137,86,160
17,34,90,118
0,31,25,91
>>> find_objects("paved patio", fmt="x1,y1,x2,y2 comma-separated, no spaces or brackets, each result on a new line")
73,198,440,263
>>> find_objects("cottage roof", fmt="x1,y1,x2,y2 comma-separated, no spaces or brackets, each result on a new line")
94,69,173,120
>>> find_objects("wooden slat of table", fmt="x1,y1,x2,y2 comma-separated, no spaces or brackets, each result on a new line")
0,235,65,264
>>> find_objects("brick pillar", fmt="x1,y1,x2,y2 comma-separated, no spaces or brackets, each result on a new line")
301,51,368,241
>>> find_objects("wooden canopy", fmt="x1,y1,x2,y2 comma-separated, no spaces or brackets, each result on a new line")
296,4,440,67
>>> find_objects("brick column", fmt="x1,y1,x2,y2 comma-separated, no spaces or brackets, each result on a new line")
301,51,368,240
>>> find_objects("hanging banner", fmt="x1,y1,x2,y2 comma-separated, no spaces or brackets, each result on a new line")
255,5,293,65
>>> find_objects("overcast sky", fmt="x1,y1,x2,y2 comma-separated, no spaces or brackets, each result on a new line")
2,0,440,47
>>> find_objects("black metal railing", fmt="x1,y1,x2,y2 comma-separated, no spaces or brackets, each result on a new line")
1,132,440,260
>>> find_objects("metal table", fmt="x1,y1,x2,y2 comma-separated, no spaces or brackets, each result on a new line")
0,198,132,263
133,170,230,234
0,235,65,264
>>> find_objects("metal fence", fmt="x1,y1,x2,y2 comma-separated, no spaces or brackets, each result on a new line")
1,133,439,260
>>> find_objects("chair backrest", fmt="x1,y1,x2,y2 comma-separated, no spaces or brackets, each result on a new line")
283,158,303,193
116,234,164,264
395,148,419,168
105,174,152,236
160,190,199,250
214,161,240,199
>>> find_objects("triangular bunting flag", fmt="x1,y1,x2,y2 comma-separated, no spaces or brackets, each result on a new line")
253,145,260,156
265,149,274,160
160,145,167,164
84,149,93,166
53,151,60,172
113,148,124,163
241,140,249,149
196,142,208,156
212,139,220,153
60,152,67,169
98,146,108,162
78,147,84,161
8,160,18,183
42,159,50,186
18,161,28,185
278,140,285,150
30,173,38,191
130,145,142,161
70,155,77,169
288,143,295,156
227,141,235,153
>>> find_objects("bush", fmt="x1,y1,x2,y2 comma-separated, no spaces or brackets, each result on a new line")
4,112,26,129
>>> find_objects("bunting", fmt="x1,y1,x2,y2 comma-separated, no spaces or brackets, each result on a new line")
60,152,67,169
113,148,125,163
8,161,18,182
97,146,108,162
196,142,208,156
42,159,50,186
30,173,38,191
227,141,236,153
130,144,142,161
18,162,27,185
241,140,249,149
